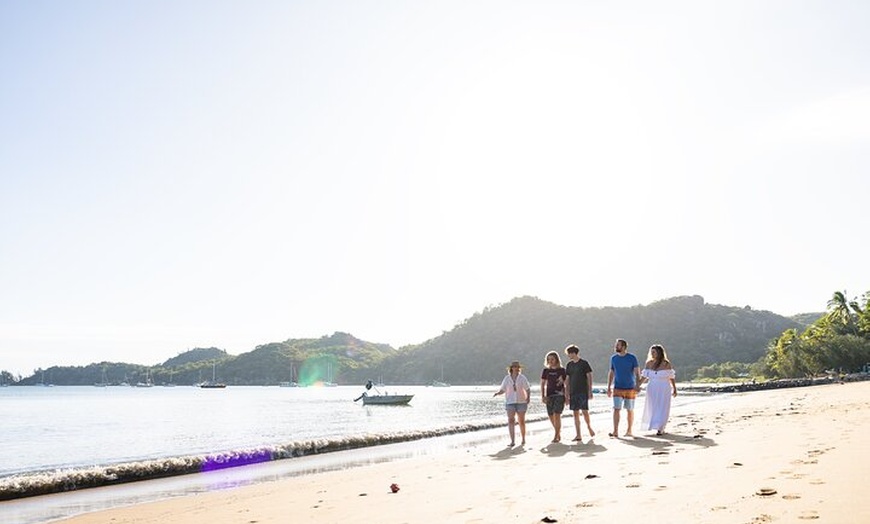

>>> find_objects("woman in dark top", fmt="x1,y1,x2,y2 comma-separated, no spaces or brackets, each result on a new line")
540,350,567,443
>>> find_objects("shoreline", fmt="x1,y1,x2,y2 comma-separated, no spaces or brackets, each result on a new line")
46,380,870,523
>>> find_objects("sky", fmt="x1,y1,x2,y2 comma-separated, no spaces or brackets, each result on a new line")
2,1,869,376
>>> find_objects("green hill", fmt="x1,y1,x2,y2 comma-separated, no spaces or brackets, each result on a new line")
9,295,806,385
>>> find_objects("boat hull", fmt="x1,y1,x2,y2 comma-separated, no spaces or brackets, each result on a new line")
361,394,413,405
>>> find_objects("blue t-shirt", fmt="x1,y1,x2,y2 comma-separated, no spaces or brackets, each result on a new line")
610,353,639,389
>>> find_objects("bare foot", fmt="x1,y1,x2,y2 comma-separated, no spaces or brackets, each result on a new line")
572,436,582,441
588,428,596,437
624,432,634,437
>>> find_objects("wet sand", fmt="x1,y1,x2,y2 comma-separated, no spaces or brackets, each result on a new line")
58,381,870,524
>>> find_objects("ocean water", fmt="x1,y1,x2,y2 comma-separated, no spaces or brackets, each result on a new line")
0,383,714,523
0,384,539,478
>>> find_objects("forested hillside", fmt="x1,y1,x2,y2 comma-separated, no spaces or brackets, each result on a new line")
380,295,804,384
7,295,808,386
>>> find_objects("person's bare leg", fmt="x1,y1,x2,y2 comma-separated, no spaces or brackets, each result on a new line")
625,409,634,437
611,408,620,437
507,410,516,446
517,411,526,445
583,410,595,437
572,411,582,440
553,413,561,442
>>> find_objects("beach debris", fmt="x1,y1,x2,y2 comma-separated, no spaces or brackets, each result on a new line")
390,483,400,493
541,517,558,523
584,474,599,479
756,487,777,496
734,462,743,466
652,450,668,455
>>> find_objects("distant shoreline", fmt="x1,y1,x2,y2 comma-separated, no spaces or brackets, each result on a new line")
683,372,870,393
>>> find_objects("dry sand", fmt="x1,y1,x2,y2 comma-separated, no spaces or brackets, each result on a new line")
59,381,870,524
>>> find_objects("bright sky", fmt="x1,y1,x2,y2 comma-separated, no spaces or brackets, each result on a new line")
2,1,868,376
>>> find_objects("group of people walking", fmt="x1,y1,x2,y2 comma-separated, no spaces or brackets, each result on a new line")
493,339,677,447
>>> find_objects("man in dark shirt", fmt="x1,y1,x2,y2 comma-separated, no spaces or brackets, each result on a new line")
564,344,595,442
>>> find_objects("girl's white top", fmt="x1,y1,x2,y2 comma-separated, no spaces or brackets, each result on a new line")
499,373,531,404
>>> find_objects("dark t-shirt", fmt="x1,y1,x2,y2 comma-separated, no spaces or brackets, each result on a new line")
565,358,593,395
540,367,566,397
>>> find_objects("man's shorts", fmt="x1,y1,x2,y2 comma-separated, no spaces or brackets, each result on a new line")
612,388,637,410
506,402,528,414
546,395,565,415
569,393,589,411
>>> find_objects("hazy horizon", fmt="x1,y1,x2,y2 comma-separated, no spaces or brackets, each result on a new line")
2,1,868,376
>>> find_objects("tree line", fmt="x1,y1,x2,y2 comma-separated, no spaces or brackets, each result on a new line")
5,292,867,386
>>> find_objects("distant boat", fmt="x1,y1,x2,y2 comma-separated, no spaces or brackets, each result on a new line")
354,380,413,406
200,363,226,389
430,364,450,387
135,369,154,388
279,363,299,387
94,367,109,387
362,393,413,405
323,362,338,387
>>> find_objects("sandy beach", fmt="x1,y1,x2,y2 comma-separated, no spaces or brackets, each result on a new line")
58,381,870,524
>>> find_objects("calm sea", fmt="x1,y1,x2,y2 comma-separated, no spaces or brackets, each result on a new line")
0,383,714,523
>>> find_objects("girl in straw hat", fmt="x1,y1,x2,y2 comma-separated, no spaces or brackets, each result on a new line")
493,360,531,447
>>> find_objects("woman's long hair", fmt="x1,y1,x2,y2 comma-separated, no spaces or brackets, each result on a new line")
646,344,670,369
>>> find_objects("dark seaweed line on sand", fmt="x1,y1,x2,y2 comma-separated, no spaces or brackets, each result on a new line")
0,415,550,501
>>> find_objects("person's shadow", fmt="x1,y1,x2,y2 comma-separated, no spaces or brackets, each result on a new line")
619,432,717,451
489,444,529,461
568,438,607,457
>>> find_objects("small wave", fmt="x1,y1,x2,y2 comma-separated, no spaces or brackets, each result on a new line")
0,417,547,501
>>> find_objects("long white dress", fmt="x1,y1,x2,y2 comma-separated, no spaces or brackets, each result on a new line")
641,368,676,431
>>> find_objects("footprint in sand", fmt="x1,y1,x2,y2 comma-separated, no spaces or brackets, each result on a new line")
575,502,594,508
755,487,777,496
781,494,801,500
797,511,820,520
625,483,640,488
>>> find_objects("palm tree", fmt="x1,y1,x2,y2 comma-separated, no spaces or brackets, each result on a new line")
826,291,859,335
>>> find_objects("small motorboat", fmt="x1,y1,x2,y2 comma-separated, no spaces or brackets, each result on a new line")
354,380,413,406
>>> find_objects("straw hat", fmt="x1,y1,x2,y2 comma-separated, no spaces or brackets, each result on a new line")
507,360,523,371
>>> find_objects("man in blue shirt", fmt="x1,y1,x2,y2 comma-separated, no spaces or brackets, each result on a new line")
606,339,641,437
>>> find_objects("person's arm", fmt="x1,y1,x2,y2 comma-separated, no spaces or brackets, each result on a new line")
634,366,642,391
670,370,677,397
541,376,547,402
561,370,567,397
587,371,594,399
522,376,531,403
607,369,614,397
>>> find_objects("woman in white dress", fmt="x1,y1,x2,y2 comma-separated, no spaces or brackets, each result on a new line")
639,344,677,435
